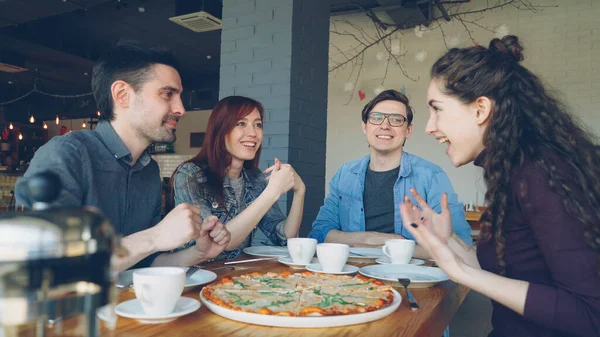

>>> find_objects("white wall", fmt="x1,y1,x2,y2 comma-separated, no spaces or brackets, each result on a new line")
327,0,600,205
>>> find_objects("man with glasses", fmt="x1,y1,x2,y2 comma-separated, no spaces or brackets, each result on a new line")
308,90,472,256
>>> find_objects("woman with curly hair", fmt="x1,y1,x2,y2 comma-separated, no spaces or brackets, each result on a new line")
401,35,600,337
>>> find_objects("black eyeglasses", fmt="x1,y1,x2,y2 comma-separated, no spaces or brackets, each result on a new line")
367,112,408,127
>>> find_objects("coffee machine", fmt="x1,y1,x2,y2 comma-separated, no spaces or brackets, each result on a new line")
0,172,118,336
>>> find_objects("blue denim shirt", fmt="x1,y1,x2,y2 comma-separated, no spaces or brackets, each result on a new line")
173,162,287,260
308,152,473,245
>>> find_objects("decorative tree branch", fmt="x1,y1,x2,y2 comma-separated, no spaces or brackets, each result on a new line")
329,0,554,102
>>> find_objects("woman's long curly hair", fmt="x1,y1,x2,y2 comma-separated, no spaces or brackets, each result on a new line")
431,35,600,275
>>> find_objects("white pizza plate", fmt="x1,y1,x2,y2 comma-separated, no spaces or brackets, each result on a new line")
116,267,217,290
243,246,290,257
200,289,401,328
375,257,425,266
278,256,319,269
348,247,387,259
114,297,200,324
359,265,448,288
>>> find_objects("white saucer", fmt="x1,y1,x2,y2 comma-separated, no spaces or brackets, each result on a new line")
116,267,217,290
306,263,359,275
277,256,319,269
115,297,200,324
375,257,425,266
242,246,289,257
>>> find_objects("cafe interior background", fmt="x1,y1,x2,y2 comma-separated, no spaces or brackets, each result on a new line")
0,0,598,335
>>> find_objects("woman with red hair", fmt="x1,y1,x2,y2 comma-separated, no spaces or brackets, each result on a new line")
170,96,305,259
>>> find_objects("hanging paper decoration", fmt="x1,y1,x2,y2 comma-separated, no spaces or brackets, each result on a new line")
391,39,402,55
446,34,461,48
494,24,510,39
375,51,386,61
343,82,355,92
373,86,385,95
400,86,407,95
415,49,427,62
358,90,366,101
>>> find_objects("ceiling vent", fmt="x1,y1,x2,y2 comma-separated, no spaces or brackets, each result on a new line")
169,11,221,33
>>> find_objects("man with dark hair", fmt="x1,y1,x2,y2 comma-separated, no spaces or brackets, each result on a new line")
16,41,231,271
309,89,472,256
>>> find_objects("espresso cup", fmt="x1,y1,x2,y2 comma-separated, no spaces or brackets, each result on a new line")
382,239,415,264
287,238,317,264
133,267,185,316
316,243,349,273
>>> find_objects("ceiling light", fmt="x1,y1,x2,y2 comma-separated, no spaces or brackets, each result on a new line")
56,115,60,125
206,55,212,59
29,115,35,123
9,123,13,130
138,6,145,12
43,122,48,129
7,81,13,84
18,133,22,140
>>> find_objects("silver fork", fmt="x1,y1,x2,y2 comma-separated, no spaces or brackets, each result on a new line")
398,278,419,311
186,266,199,279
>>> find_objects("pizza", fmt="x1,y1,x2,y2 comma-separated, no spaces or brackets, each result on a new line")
201,271,395,316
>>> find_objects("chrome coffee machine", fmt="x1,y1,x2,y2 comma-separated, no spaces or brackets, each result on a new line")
0,172,118,336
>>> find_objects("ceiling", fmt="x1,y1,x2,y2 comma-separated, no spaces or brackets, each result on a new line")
0,0,437,123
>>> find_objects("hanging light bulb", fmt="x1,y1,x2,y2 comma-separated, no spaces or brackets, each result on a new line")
43,122,48,129
96,111,101,117
69,129,73,133
18,133,22,140
82,121,87,128
8,123,13,130
55,115,60,125
29,114,35,123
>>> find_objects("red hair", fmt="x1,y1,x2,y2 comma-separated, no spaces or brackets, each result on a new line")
169,96,265,210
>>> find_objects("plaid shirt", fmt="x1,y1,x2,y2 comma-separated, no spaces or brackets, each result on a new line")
172,161,287,261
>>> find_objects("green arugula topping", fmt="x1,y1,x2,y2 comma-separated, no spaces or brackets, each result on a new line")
340,282,370,287
233,280,247,288
226,291,255,306
269,299,295,307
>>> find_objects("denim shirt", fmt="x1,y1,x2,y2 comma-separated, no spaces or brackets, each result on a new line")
308,152,473,245
173,162,287,260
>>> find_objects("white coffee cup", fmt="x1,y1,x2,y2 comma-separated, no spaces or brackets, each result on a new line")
382,239,416,264
287,238,317,264
316,243,349,273
133,267,185,316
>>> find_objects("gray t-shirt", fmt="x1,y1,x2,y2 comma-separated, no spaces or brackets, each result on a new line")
363,166,399,233
225,174,253,249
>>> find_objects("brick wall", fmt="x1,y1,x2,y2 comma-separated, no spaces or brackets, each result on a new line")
152,154,194,178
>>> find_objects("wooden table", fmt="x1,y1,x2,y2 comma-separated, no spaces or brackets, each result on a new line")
9,256,469,337
101,257,468,337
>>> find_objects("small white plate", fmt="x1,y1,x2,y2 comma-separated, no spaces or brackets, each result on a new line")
306,263,359,275
375,257,425,266
359,264,448,288
243,246,289,257
116,267,217,290
277,256,319,269
115,297,200,324
348,247,386,259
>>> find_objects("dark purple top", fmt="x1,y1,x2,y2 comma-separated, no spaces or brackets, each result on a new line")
475,151,600,337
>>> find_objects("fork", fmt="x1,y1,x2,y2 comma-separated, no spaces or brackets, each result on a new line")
186,266,199,279
398,278,419,311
